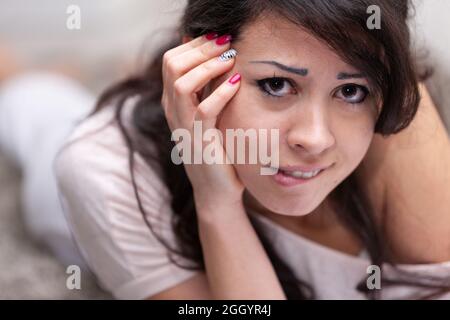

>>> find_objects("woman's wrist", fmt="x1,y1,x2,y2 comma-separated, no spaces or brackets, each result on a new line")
195,192,286,299
194,191,247,224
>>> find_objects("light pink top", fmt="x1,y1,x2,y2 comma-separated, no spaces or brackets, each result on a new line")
54,98,450,300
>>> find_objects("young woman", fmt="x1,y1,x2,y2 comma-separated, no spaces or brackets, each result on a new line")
2,0,450,299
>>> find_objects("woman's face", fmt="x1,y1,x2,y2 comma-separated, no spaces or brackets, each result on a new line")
211,15,380,216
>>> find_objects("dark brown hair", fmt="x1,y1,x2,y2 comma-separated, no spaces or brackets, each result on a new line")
87,0,447,299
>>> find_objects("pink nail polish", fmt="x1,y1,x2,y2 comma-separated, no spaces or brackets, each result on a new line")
216,35,232,46
205,32,219,40
229,73,241,85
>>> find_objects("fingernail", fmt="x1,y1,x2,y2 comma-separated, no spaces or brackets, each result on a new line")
205,32,219,40
218,49,238,62
229,73,241,85
216,35,232,46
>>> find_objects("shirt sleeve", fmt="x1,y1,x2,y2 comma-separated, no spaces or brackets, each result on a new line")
382,261,450,300
54,126,199,299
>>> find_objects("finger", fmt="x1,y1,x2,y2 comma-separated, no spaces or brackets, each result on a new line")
195,73,241,123
173,49,237,97
164,34,213,61
162,35,212,110
165,35,232,79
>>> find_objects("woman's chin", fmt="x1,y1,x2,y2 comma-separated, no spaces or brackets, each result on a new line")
261,200,316,217
246,190,319,217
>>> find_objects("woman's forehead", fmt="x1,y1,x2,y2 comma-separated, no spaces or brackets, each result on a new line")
234,17,360,76
238,14,315,45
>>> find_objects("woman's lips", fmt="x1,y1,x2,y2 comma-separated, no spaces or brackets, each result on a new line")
271,167,326,187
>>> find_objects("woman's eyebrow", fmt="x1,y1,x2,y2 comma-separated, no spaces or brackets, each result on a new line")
248,60,308,76
336,72,365,80
248,61,366,81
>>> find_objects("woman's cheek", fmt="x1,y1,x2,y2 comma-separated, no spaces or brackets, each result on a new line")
340,125,375,174
218,89,268,133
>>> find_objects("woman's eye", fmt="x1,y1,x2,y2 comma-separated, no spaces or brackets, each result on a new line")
335,84,369,104
256,77,296,98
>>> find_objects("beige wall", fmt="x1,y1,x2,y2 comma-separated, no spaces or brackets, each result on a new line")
0,0,186,92
413,0,450,129
1,0,449,126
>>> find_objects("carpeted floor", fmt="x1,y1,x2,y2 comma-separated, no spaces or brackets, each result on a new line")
0,153,110,299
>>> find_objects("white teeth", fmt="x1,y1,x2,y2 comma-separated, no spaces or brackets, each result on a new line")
282,169,321,179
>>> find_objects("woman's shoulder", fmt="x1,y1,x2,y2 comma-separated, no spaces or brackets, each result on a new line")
54,97,171,223
57,100,128,159
53,99,198,299
56,96,154,178
54,101,126,189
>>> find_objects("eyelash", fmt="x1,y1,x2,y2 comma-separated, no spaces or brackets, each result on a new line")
256,77,296,99
334,83,370,105
255,77,370,105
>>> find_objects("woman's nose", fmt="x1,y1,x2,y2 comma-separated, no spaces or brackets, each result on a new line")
286,106,335,155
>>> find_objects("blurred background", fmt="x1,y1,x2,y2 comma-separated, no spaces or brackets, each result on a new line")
0,0,449,299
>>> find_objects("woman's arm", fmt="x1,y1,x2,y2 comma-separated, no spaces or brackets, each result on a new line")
148,201,286,300
147,272,213,299
196,200,286,300
355,83,450,264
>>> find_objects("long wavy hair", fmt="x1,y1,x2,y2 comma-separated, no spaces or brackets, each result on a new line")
84,0,448,299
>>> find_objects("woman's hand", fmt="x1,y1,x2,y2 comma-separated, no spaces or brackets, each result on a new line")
161,34,244,213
